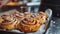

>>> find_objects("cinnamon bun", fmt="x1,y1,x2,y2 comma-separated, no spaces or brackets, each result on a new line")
17,18,40,32
37,12,48,24
0,15,17,31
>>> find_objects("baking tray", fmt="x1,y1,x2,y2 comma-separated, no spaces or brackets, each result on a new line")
0,9,52,34
46,17,60,34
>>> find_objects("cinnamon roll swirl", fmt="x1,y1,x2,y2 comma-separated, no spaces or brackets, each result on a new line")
37,12,48,24
17,18,40,32
0,15,18,31
0,11,48,33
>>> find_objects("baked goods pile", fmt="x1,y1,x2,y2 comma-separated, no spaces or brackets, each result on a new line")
0,11,48,32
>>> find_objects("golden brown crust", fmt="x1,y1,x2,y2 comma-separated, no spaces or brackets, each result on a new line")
24,12,32,18
17,12,48,32
0,11,48,32
0,17,17,31
17,18,40,32
36,12,48,24
0,18,4,24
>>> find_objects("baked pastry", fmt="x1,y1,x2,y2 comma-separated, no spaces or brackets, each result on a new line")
24,12,32,18
12,11,20,17
0,15,17,31
0,18,4,24
0,11,22,31
7,1,17,6
15,13,24,29
36,12,48,25
16,12,48,32
0,11,48,33
17,18,40,32
1,15,9,20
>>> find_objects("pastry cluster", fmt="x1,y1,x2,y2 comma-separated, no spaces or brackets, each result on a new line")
0,11,48,32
